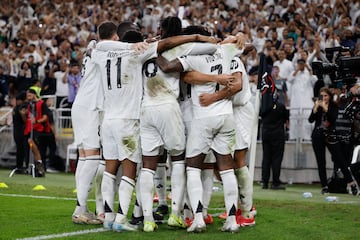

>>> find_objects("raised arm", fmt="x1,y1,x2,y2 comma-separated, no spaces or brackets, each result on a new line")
157,34,218,54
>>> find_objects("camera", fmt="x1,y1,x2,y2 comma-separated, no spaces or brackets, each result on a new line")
318,94,323,101
311,47,360,87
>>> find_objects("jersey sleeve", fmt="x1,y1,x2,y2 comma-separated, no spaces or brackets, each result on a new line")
177,55,192,72
96,40,132,51
187,43,217,55
230,57,246,74
138,42,158,63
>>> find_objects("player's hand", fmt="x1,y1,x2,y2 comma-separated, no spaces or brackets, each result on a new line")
132,42,149,52
199,93,216,106
216,74,235,86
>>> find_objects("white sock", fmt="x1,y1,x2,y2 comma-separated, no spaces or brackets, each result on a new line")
77,156,100,209
201,169,214,217
155,163,167,206
220,169,238,224
171,160,185,216
187,167,204,224
132,171,143,218
75,157,85,190
183,191,193,219
115,176,135,223
140,168,155,222
102,171,117,222
236,166,253,217
95,160,105,215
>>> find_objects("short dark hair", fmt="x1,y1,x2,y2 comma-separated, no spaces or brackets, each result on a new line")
160,16,182,39
98,21,117,40
182,25,211,36
117,21,140,40
122,31,144,43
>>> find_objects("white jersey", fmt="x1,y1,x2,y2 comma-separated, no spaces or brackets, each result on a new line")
178,44,241,119
92,41,158,120
74,40,133,111
230,57,252,106
141,42,216,107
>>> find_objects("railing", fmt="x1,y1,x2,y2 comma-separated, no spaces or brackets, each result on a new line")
55,108,73,138
287,107,314,169
0,107,13,133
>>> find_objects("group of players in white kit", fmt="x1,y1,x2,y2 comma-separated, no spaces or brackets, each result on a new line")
70,18,257,234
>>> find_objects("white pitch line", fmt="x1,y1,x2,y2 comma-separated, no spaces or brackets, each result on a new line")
0,193,93,202
16,228,108,240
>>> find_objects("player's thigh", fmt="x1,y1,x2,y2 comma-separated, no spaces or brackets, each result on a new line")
234,103,254,150
140,108,163,156
158,103,186,155
186,118,214,158
212,114,236,155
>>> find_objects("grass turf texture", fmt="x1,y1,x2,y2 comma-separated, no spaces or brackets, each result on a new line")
0,168,359,240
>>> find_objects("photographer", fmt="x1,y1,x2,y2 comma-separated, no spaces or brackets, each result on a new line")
309,87,358,195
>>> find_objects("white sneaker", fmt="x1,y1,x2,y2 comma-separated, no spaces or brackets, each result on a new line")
187,221,206,233
103,220,114,230
72,212,102,225
221,219,239,233
112,220,138,232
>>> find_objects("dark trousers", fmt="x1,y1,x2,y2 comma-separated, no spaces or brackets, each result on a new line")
312,130,354,187
14,132,26,169
262,138,285,185
43,133,57,169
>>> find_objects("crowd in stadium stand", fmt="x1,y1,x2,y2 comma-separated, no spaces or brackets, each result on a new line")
0,0,359,135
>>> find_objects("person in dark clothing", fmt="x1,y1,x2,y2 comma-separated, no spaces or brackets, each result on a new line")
41,65,57,96
309,87,358,195
0,65,8,107
261,97,289,190
12,91,27,173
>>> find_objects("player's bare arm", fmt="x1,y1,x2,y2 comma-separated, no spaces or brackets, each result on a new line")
181,71,235,85
157,34,219,54
199,72,243,107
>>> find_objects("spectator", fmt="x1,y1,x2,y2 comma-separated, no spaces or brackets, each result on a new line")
271,65,288,107
0,65,8,106
288,59,317,141
54,59,69,108
17,61,32,93
41,65,57,96
66,61,81,108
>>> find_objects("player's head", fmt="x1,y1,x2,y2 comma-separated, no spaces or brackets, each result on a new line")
122,30,144,43
182,25,211,36
98,21,118,41
117,21,140,41
160,16,182,39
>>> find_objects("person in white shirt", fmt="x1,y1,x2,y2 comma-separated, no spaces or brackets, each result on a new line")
288,59,318,140
71,24,145,225
158,34,245,233
93,20,217,233
273,49,294,101
194,56,256,227
139,18,219,232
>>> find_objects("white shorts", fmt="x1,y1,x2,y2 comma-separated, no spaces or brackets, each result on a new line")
186,114,236,158
233,102,255,150
101,118,141,163
140,102,185,156
71,105,100,150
